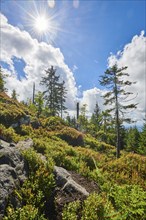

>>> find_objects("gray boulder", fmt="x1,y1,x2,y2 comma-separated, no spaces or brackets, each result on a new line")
54,166,89,197
0,139,32,218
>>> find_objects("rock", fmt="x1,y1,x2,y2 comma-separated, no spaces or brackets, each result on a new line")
19,115,30,126
0,138,33,218
54,166,89,197
16,138,33,150
54,166,71,187
0,165,18,219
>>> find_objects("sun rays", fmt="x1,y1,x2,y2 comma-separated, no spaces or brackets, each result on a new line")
13,0,80,45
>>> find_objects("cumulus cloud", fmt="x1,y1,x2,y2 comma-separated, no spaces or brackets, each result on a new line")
0,13,77,109
108,31,146,125
80,87,105,116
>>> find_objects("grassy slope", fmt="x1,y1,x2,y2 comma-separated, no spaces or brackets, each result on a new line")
0,92,146,220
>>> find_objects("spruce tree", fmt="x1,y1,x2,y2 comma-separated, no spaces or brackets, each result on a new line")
99,64,137,158
40,66,67,116
35,91,44,117
90,103,102,131
126,127,140,153
11,89,18,100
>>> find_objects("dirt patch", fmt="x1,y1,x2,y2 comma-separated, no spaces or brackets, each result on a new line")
69,171,100,193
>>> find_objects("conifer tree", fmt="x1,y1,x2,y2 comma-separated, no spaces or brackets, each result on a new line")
90,103,102,131
0,66,6,92
40,66,67,116
35,91,44,117
126,126,140,153
99,64,137,158
138,122,146,155
11,89,18,100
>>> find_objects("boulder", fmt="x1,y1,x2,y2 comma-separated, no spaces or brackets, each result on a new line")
54,166,89,197
0,139,32,218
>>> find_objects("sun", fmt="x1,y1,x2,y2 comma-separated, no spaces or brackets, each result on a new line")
20,1,64,43
34,15,49,33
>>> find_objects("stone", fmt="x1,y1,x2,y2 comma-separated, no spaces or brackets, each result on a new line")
0,138,32,218
54,166,89,196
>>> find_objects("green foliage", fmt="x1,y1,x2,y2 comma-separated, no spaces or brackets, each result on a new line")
40,66,67,116
126,127,140,153
1,90,146,220
103,153,146,188
44,116,66,130
0,67,6,92
62,201,80,220
63,193,120,220
84,134,115,154
100,64,137,158
57,127,84,146
0,92,31,127
11,89,18,100
63,186,146,220
108,184,146,219
34,91,44,117
0,124,22,142
4,205,46,220
138,123,146,155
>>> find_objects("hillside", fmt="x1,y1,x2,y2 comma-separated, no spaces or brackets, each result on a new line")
0,92,146,220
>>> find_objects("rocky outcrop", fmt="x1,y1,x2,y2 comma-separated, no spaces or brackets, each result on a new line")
0,139,33,219
0,138,99,220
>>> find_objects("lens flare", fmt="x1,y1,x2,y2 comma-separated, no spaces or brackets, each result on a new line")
34,15,49,33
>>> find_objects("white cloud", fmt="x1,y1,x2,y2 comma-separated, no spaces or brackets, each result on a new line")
80,87,105,116
108,31,146,125
0,13,77,110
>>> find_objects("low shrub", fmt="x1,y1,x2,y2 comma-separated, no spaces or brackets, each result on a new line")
84,134,115,154
57,127,84,146
103,153,146,188
0,124,22,142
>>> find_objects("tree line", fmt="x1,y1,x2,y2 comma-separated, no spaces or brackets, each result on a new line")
0,64,145,157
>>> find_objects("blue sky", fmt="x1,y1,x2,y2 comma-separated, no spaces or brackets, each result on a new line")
0,0,146,124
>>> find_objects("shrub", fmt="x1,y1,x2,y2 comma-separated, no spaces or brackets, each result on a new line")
103,153,146,188
84,134,115,154
44,116,66,130
108,184,146,220
62,200,80,220
0,124,22,142
4,205,46,220
57,127,84,146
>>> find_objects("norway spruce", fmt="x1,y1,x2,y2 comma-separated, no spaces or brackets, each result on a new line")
99,64,137,158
